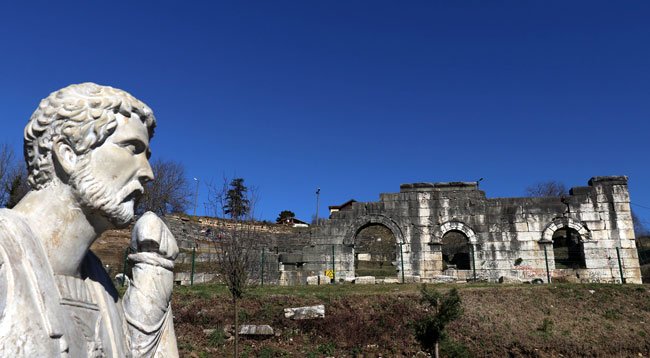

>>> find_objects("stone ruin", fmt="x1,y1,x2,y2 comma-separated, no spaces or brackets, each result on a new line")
285,176,642,284
167,176,642,285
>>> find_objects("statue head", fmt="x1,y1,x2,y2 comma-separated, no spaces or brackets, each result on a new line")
24,83,157,226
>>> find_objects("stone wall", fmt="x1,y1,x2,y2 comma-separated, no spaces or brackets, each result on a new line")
161,176,641,285
307,176,641,284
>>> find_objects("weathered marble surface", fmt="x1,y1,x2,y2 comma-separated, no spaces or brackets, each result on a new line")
0,83,179,357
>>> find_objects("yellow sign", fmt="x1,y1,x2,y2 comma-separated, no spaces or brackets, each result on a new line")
324,269,334,279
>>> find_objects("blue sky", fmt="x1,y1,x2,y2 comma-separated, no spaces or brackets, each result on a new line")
1,1,649,226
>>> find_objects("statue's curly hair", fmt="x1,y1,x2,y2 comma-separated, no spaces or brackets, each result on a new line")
24,83,157,190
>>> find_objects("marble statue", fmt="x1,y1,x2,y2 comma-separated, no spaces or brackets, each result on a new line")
0,83,179,357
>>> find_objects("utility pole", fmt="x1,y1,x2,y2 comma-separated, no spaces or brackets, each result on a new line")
315,188,320,226
191,177,199,286
193,177,200,217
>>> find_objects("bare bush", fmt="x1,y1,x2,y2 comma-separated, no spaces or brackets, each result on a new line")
525,181,568,197
137,159,191,216
0,144,28,207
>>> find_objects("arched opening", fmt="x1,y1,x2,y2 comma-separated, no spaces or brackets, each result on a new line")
441,230,471,270
354,224,397,278
552,227,586,269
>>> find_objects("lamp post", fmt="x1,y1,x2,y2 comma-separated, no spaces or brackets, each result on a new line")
193,177,200,218
315,188,320,226
191,177,199,286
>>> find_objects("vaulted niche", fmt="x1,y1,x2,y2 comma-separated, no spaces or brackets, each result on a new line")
441,230,471,270
354,224,397,278
552,228,586,269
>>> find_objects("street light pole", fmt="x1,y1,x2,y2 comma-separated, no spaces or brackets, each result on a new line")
315,188,320,226
193,177,200,218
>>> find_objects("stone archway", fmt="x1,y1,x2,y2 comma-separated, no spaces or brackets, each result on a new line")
432,221,478,278
343,215,407,279
541,217,591,243
435,221,478,244
343,215,406,247
354,224,397,278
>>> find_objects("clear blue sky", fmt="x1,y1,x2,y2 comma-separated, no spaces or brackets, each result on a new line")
1,1,649,227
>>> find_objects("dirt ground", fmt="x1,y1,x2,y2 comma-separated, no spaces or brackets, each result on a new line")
172,283,650,357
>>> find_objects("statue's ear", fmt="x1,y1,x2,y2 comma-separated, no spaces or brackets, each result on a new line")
52,140,78,178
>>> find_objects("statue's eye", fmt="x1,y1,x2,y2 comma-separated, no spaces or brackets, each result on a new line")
121,140,146,155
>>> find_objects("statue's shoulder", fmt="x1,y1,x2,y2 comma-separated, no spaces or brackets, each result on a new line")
0,209,65,356
0,208,32,241
0,208,30,259
0,209,37,265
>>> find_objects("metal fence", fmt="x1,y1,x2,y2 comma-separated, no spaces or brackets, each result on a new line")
114,240,647,287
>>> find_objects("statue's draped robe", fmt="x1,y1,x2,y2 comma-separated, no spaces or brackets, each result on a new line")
0,209,177,357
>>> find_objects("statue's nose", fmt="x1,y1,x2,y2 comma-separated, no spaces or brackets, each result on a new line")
138,157,154,183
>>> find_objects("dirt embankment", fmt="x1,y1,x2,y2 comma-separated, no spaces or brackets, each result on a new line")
172,283,650,357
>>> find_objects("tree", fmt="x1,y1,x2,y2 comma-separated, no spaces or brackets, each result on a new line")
525,181,568,197
632,211,648,237
224,178,250,220
206,175,259,220
0,144,29,208
414,285,463,358
276,210,296,224
4,168,29,208
0,144,16,206
136,159,192,216
214,222,260,358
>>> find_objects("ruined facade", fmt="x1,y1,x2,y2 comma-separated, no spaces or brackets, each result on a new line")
290,176,641,284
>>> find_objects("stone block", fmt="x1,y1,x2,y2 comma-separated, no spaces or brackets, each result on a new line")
284,305,325,320
354,276,376,284
498,275,523,284
429,275,456,283
306,275,331,285
239,325,274,337
403,275,421,283
356,253,371,261
382,277,400,284
514,222,528,232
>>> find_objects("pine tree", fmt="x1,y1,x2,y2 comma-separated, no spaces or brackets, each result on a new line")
224,178,250,220
276,210,296,224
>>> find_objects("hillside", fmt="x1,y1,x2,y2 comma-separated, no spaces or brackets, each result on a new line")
173,283,650,357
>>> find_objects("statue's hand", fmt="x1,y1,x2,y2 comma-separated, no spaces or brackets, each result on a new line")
131,212,178,261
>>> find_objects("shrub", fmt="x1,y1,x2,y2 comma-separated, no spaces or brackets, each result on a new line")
414,285,463,357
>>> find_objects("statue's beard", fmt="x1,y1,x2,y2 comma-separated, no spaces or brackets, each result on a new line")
69,162,141,228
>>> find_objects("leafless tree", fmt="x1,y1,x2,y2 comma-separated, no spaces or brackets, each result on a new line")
525,181,568,197
213,220,260,357
204,174,266,356
136,159,192,216
0,144,28,207
4,168,29,208
632,211,649,237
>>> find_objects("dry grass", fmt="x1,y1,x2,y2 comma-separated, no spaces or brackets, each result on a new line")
172,283,650,357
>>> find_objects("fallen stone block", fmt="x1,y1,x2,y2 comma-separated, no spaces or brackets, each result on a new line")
403,275,421,283
382,278,400,284
306,275,331,285
202,329,215,336
429,275,454,283
498,275,523,284
239,325,274,337
284,305,325,320
354,276,376,285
